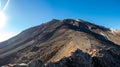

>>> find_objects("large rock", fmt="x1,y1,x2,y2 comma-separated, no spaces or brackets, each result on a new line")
46,49,120,67
46,49,93,67
29,60,44,67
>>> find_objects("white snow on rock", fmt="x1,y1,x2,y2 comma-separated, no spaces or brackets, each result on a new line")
100,33,109,40
109,28,118,33
75,19,83,22
19,63,28,66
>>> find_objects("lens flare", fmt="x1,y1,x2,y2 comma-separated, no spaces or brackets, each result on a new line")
0,11,6,28
0,0,10,28
3,0,10,11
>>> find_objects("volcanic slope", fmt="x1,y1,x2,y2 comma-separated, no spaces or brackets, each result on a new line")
0,19,120,66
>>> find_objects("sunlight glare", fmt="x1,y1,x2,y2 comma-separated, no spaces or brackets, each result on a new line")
0,11,6,28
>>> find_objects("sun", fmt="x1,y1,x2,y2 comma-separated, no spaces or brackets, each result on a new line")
0,11,6,28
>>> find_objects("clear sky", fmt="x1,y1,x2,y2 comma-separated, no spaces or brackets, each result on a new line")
0,0,120,42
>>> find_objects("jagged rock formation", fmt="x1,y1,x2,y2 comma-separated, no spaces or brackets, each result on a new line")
0,19,120,67
45,49,93,67
51,48,120,67
8,49,120,67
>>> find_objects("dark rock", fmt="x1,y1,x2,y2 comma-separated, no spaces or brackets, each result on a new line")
29,60,44,67
31,46,39,52
70,49,93,67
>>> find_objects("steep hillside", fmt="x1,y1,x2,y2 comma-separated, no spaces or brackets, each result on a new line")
0,19,120,66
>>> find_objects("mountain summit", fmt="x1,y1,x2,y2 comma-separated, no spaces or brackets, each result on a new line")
0,19,120,67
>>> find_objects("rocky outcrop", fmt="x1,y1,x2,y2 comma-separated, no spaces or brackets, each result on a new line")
28,49,120,67
46,49,120,67
29,60,44,67
2,48,120,67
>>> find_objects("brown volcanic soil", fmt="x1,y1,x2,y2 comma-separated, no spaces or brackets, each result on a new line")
0,19,120,66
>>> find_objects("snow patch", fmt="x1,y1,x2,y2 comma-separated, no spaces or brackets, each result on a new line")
109,28,118,33
100,33,109,40
75,19,83,22
19,63,28,65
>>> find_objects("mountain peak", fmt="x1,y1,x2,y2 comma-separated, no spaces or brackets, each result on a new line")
50,19,60,22
0,19,120,66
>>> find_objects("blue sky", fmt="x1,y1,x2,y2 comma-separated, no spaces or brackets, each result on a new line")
0,0,120,41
